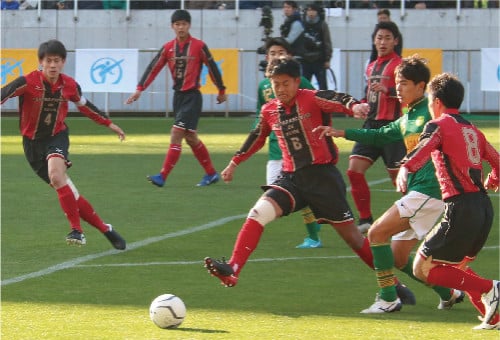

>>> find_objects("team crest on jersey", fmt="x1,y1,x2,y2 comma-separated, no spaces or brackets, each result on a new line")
415,116,425,127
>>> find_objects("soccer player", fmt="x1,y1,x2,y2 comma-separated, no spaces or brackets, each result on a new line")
256,37,322,249
396,73,499,330
203,58,415,305
320,56,463,313
348,21,407,233
0,39,126,249
126,9,227,187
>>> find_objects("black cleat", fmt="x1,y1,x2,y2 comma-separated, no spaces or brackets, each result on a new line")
204,257,238,287
66,229,86,246
104,224,126,250
396,282,417,305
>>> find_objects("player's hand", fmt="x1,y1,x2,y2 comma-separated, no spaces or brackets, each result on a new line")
352,103,369,119
484,173,499,192
221,161,237,183
371,82,388,94
396,166,409,194
312,126,344,139
109,123,126,141
216,93,227,104
125,90,142,104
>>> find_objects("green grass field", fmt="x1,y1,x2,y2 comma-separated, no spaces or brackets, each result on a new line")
1,116,499,340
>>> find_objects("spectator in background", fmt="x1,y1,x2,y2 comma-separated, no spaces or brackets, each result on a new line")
102,0,126,9
1,0,20,9
301,2,332,90
369,8,403,63
280,1,306,61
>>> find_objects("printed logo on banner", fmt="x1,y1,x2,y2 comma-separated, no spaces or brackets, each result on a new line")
1,58,24,85
90,57,124,85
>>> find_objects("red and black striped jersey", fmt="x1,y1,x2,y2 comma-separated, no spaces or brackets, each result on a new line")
1,70,111,140
137,35,225,94
231,89,357,172
365,51,401,121
402,111,499,200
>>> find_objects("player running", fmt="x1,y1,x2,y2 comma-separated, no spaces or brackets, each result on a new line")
1,39,126,249
396,73,499,330
204,58,415,305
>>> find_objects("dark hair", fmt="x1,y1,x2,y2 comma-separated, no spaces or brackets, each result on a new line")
305,2,321,11
374,21,401,40
377,8,391,17
171,9,191,23
427,73,464,109
283,1,298,9
265,37,293,54
38,39,67,60
266,57,301,78
395,54,430,86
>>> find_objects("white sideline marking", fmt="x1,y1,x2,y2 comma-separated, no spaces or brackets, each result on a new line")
72,245,499,268
1,214,246,287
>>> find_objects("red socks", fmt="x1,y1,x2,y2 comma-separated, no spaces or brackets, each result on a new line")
56,185,82,232
160,143,182,179
191,141,216,175
354,237,374,269
427,265,492,294
347,170,371,219
229,218,264,276
77,196,109,232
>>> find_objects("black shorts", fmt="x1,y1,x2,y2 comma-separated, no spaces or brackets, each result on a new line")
419,192,494,264
23,129,71,184
262,164,354,224
350,120,406,169
172,89,203,132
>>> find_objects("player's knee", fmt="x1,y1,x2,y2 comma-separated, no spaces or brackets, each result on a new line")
412,255,430,282
247,199,278,226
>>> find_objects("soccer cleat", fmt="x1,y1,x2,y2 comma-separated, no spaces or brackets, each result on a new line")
360,294,402,314
104,224,126,250
395,282,416,305
147,173,165,187
66,229,86,246
357,216,373,234
296,237,323,249
204,257,238,287
438,289,465,310
472,321,500,330
482,280,500,324
197,173,220,187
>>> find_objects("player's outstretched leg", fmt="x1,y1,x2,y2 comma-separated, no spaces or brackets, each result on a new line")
204,257,238,287
104,224,126,250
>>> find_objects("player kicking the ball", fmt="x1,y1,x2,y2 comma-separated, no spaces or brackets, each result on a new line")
1,39,126,250
204,58,415,306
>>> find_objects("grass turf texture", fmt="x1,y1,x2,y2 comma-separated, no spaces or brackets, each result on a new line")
1,116,499,340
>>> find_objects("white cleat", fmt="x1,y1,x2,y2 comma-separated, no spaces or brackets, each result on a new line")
482,280,500,324
360,294,402,314
472,321,500,330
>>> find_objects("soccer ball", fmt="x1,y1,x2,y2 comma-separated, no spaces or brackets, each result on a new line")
149,294,186,329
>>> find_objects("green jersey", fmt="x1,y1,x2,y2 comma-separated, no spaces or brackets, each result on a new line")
254,76,315,160
344,97,441,199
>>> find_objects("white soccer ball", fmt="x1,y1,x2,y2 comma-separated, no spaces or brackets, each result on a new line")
149,294,186,329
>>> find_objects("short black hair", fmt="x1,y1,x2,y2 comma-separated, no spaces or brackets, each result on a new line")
266,57,301,78
283,1,298,9
171,9,191,23
38,39,67,60
395,54,430,87
427,73,464,109
374,21,401,40
377,8,391,17
265,37,293,55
